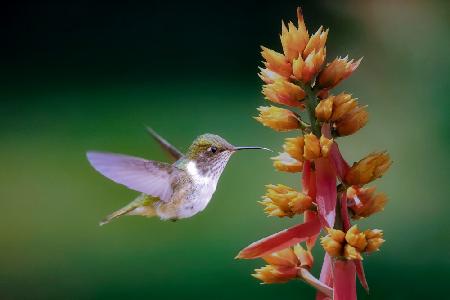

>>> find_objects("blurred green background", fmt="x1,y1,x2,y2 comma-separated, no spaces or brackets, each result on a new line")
1,0,449,299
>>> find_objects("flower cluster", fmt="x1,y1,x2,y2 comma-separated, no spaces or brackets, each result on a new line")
321,225,385,260
236,7,392,299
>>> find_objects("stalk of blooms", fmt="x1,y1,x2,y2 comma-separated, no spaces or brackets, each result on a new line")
236,7,392,299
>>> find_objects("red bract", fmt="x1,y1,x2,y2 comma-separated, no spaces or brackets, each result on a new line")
236,214,321,259
315,158,337,227
333,260,357,300
316,254,333,300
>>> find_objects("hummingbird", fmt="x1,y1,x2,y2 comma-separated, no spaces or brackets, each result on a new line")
87,128,271,225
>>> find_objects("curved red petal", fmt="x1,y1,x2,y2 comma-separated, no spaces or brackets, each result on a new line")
355,260,370,293
236,215,321,259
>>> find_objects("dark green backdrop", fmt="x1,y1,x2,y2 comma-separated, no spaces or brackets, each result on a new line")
1,1,449,299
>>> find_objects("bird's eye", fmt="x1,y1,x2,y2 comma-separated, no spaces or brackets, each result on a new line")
209,146,217,154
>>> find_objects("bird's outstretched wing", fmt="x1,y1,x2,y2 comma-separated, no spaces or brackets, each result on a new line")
86,151,177,202
145,127,183,161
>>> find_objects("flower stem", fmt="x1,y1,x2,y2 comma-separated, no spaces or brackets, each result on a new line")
298,268,333,297
299,82,321,136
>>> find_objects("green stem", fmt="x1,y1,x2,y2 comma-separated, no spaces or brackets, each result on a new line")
299,82,321,136
335,193,344,231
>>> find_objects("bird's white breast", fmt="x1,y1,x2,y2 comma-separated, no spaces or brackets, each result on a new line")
186,161,214,186
181,161,219,217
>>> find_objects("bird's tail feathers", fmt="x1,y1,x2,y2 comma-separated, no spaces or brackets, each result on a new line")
99,194,157,226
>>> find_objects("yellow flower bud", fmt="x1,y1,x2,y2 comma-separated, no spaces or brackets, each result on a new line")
321,235,343,257
288,193,313,215
258,67,286,84
254,248,300,284
255,106,299,131
345,225,367,252
301,48,326,83
364,229,384,253
326,227,346,243
292,55,304,81
344,244,363,260
315,97,333,121
331,93,357,121
271,152,303,173
303,133,321,160
263,247,299,267
261,184,312,217
293,244,314,269
335,106,369,136
280,8,309,62
317,56,362,89
262,79,305,107
261,46,292,78
283,136,304,161
303,26,329,58
349,186,388,219
319,135,333,157
252,265,297,284
345,152,392,185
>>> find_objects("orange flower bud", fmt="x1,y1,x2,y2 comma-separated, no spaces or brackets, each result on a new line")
317,56,362,89
258,67,286,84
319,135,333,157
271,152,303,173
344,244,363,260
292,55,304,81
301,48,326,83
303,133,321,160
303,26,328,58
289,193,313,215
262,80,305,107
263,247,299,267
348,186,388,219
293,244,314,269
345,152,392,185
252,264,297,284
255,106,299,131
364,229,384,253
326,227,346,243
280,9,309,62
315,97,333,121
260,184,311,217
335,105,368,136
345,225,367,251
321,235,343,257
283,136,304,161
330,93,357,121
254,248,300,284
261,46,292,78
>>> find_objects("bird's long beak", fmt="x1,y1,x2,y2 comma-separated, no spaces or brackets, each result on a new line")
234,146,273,152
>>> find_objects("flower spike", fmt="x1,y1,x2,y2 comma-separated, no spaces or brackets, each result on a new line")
242,6,390,298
